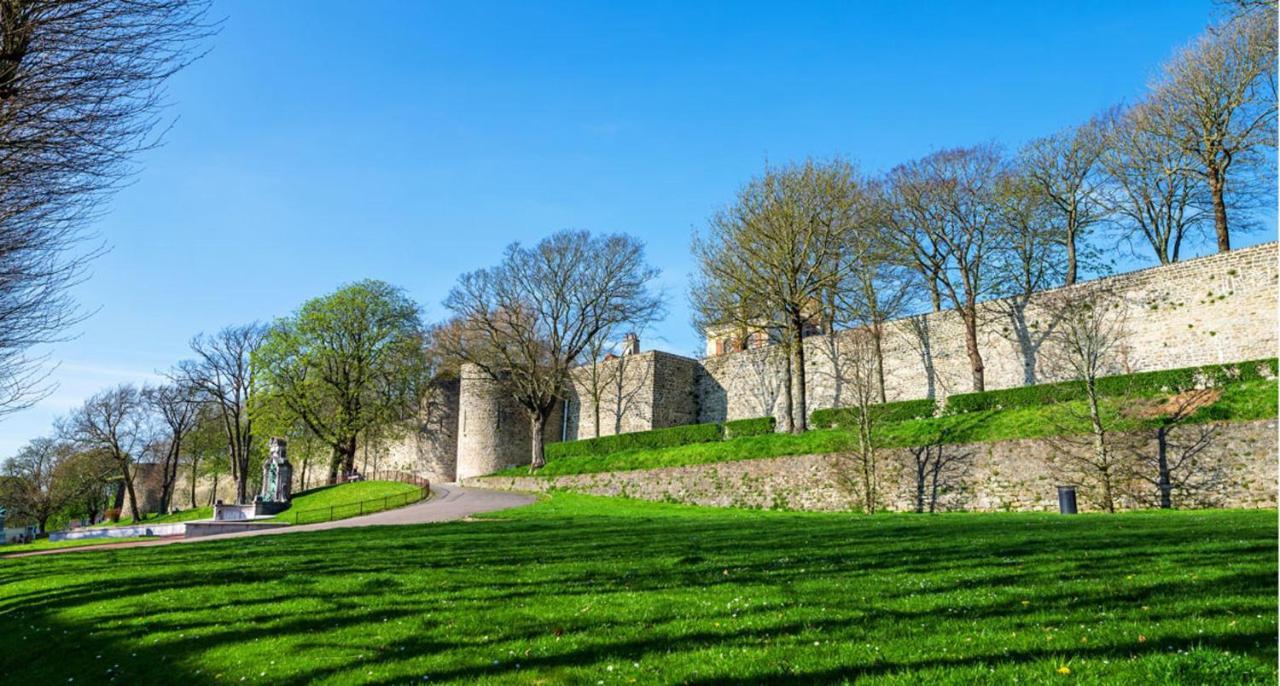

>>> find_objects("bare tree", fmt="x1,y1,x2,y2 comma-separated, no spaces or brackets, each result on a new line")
0,0,212,417
175,323,264,504
1020,115,1109,285
61,384,150,521
828,187,917,404
836,328,883,514
991,168,1066,385
181,402,224,508
1100,105,1207,265
144,381,198,513
693,158,869,432
1146,9,1277,252
1041,288,1132,513
889,145,1007,392
440,230,664,470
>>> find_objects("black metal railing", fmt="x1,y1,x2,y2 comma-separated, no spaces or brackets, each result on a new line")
291,472,430,525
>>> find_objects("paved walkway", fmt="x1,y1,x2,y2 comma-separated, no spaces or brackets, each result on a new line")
2,484,535,559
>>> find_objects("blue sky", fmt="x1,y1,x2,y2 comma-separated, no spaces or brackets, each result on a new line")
1,0,1272,454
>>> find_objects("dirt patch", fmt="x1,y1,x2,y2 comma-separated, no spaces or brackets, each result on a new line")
1128,388,1222,420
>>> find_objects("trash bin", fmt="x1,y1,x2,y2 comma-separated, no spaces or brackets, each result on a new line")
1057,485,1078,515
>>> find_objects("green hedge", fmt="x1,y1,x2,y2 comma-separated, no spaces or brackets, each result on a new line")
944,358,1279,414
724,416,776,438
546,422,724,460
810,398,937,429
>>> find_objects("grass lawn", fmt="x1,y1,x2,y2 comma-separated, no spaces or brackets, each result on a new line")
274,480,427,523
0,494,1274,684
0,536,156,554
500,380,1278,478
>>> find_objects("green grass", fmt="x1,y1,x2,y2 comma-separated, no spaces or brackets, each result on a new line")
0,494,1274,684
499,379,1278,478
0,536,156,554
274,480,426,523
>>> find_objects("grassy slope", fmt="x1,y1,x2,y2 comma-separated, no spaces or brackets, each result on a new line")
500,379,1278,478
0,536,155,554
273,480,424,523
0,494,1274,684
84,481,423,529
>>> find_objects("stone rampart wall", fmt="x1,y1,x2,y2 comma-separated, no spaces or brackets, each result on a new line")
380,379,460,484
469,419,1277,512
696,243,1278,424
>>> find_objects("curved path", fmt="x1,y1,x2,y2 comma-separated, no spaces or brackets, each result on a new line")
3,484,534,558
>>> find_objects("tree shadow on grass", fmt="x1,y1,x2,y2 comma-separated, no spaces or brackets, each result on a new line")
0,502,1275,684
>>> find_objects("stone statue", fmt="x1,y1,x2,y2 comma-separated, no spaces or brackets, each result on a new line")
260,437,294,504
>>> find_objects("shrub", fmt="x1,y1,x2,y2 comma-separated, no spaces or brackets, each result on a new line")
547,422,724,461
944,358,1278,414
104,508,121,523
810,398,937,429
724,416,776,438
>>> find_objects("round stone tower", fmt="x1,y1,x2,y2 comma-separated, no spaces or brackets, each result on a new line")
456,363,566,480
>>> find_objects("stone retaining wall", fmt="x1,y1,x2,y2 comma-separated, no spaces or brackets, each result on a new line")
468,419,1277,512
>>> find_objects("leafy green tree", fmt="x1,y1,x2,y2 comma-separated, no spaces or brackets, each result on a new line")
0,438,73,532
254,280,432,485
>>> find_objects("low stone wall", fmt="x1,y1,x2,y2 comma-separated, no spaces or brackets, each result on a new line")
51,522,187,541
468,419,1277,513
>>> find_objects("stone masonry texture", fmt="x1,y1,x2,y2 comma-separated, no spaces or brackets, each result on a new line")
469,419,1278,513
388,243,1277,483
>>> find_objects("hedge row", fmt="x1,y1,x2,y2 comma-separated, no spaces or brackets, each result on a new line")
545,422,724,460
724,416,776,438
810,398,938,429
944,357,1278,414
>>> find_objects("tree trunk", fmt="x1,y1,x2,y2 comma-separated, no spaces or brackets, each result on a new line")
593,392,601,439
1086,383,1114,513
1065,214,1078,286
327,447,341,485
189,457,200,508
871,324,887,405
790,316,808,433
961,306,985,393
121,463,142,523
1209,171,1230,253
779,343,794,433
208,473,219,506
529,412,547,471
234,443,250,505
341,436,358,477
1156,425,1173,509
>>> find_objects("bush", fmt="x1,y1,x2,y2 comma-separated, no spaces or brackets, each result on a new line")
724,416,776,438
547,422,724,461
944,358,1278,414
810,398,937,429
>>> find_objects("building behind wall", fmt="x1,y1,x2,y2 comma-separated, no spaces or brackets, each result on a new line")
381,243,1278,482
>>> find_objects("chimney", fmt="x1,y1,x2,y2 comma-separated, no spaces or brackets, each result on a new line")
621,332,639,356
